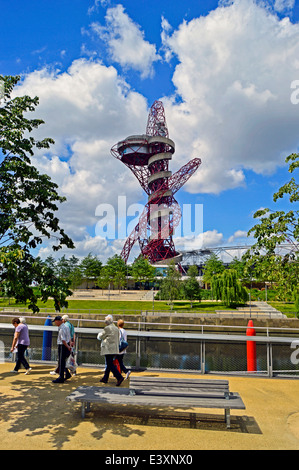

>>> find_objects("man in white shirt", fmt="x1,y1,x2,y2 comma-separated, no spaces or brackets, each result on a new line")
52,315,72,383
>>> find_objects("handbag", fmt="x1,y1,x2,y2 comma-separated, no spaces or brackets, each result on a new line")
119,330,128,352
119,339,128,352
113,358,121,373
66,349,78,373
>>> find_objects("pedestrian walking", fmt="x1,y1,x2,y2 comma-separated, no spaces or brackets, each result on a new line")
62,315,76,347
10,318,31,374
97,315,124,386
62,314,78,375
114,319,131,379
52,315,72,384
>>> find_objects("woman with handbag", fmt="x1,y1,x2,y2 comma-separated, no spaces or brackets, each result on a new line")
97,315,124,386
115,319,131,380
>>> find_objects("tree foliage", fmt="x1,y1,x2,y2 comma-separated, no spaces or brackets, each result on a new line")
80,253,102,287
183,265,201,307
211,269,248,307
0,76,74,251
245,153,299,300
96,254,127,291
202,253,225,285
131,256,155,288
158,261,182,306
0,75,74,312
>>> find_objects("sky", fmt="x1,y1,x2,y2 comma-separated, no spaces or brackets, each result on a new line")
1,0,299,263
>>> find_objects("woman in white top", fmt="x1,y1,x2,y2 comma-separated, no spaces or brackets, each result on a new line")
115,319,131,379
98,315,124,386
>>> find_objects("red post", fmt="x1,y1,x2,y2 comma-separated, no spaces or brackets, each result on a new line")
246,319,257,372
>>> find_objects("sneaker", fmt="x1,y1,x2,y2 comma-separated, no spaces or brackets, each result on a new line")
24,368,32,375
10,370,18,373
100,378,108,384
125,371,131,380
50,371,57,375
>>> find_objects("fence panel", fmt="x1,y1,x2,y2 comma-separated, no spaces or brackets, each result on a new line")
1,321,299,377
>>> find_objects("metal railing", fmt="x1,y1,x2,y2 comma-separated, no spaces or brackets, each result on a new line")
1,318,299,378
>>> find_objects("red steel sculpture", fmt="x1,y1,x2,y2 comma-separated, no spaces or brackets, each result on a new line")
111,101,201,265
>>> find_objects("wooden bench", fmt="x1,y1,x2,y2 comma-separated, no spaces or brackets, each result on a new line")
66,376,246,428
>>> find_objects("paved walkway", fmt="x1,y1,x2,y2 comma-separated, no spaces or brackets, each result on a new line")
0,363,298,450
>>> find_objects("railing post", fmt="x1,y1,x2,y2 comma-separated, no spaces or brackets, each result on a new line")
267,342,273,377
136,320,141,370
200,341,206,374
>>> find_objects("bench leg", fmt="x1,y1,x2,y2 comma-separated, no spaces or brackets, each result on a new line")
81,402,86,419
225,409,231,429
81,402,91,418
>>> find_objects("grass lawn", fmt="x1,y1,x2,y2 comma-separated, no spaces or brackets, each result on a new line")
0,298,237,314
269,302,298,318
3,298,297,317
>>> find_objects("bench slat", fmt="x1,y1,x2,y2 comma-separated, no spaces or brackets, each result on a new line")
131,385,229,391
66,386,245,410
130,377,229,386
131,389,230,399
130,377,229,395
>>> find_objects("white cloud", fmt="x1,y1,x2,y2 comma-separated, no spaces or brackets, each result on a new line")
274,0,295,13
87,0,109,16
14,59,148,250
38,235,119,262
227,230,249,243
162,0,299,194
11,0,299,261
174,229,224,251
161,16,173,63
91,5,161,78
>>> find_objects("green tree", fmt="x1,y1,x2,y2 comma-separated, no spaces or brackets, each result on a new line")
1,250,72,312
246,153,299,300
229,257,246,279
56,255,72,279
294,292,299,319
159,261,182,307
0,76,74,252
0,75,74,312
211,269,248,307
101,254,127,291
68,267,83,291
248,153,298,257
114,270,126,292
183,265,201,308
96,266,110,293
202,253,225,286
43,255,57,273
131,256,155,289
68,255,80,272
80,253,102,287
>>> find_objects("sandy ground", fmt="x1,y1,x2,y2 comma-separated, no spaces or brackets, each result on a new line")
0,362,299,451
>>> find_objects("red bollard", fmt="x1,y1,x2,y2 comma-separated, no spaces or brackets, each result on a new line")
246,320,257,372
